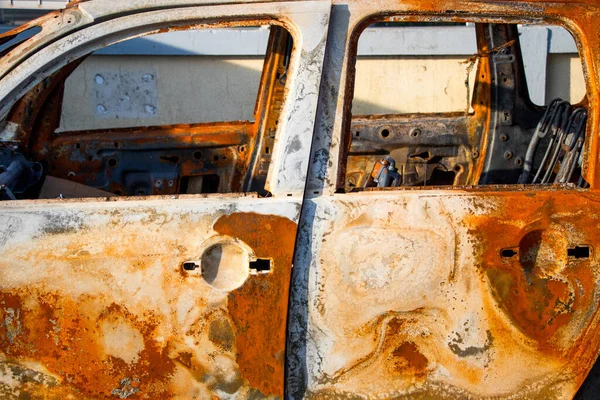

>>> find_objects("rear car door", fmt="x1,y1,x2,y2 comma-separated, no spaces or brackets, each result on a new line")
288,1,600,398
0,1,330,398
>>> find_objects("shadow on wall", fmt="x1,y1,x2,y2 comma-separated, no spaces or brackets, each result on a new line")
546,53,585,104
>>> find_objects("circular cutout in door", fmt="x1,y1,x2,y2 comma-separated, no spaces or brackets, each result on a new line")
200,237,252,291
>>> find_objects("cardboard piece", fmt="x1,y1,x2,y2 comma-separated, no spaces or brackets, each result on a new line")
39,176,115,199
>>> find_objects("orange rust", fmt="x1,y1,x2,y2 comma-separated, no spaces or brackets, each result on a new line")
466,192,600,361
0,291,176,398
0,207,298,398
390,342,429,376
213,212,297,397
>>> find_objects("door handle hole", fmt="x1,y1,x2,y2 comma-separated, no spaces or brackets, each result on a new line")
500,248,518,258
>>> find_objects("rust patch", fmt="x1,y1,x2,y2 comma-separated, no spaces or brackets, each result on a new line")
213,212,297,397
467,194,600,354
0,207,298,398
0,292,175,398
390,342,429,377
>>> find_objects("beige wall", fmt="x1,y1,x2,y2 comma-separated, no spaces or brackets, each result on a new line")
352,56,478,115
59,56,265,132
59,53,586,131
546,54,586,104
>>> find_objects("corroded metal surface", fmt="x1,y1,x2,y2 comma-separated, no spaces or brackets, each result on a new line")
0,1,330,397
294,189,600,398
289,0,600,398
0,197,300,398
2,0,600,398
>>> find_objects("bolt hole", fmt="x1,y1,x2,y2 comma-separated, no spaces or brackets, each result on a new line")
107,158,118,168
75,143,81,149
381,129,390,138
114,189,122,195
194,151,202,160
213,155,219,161
454,165,461,172
114,142,119,148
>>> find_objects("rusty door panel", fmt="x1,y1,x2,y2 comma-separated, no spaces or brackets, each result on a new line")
295,189,600,398
0,197,300,398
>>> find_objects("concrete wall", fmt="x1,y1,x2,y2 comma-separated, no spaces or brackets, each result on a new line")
546,54,586,104
58,26,587,131
59,56,264,131
352,56,479,115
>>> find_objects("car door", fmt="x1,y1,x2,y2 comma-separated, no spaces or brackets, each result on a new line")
0,1,330,398
288,1,600,398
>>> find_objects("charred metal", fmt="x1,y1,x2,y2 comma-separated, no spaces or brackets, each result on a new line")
0,0,600,399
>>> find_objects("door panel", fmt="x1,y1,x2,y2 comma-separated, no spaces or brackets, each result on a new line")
0,1,331,398
0,197,299,398
296,189,600,398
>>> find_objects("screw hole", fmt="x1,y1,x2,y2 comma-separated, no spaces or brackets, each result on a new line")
381,129,390,138
107,158,118,168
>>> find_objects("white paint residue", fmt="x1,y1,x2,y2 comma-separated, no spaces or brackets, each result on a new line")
101,321,144,364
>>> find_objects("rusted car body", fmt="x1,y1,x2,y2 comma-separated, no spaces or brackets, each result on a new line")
0,0,599,398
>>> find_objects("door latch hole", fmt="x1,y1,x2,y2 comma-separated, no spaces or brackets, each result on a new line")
250,258,272,274
183,261,200,271
568,245,590,259
501,248,518,258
